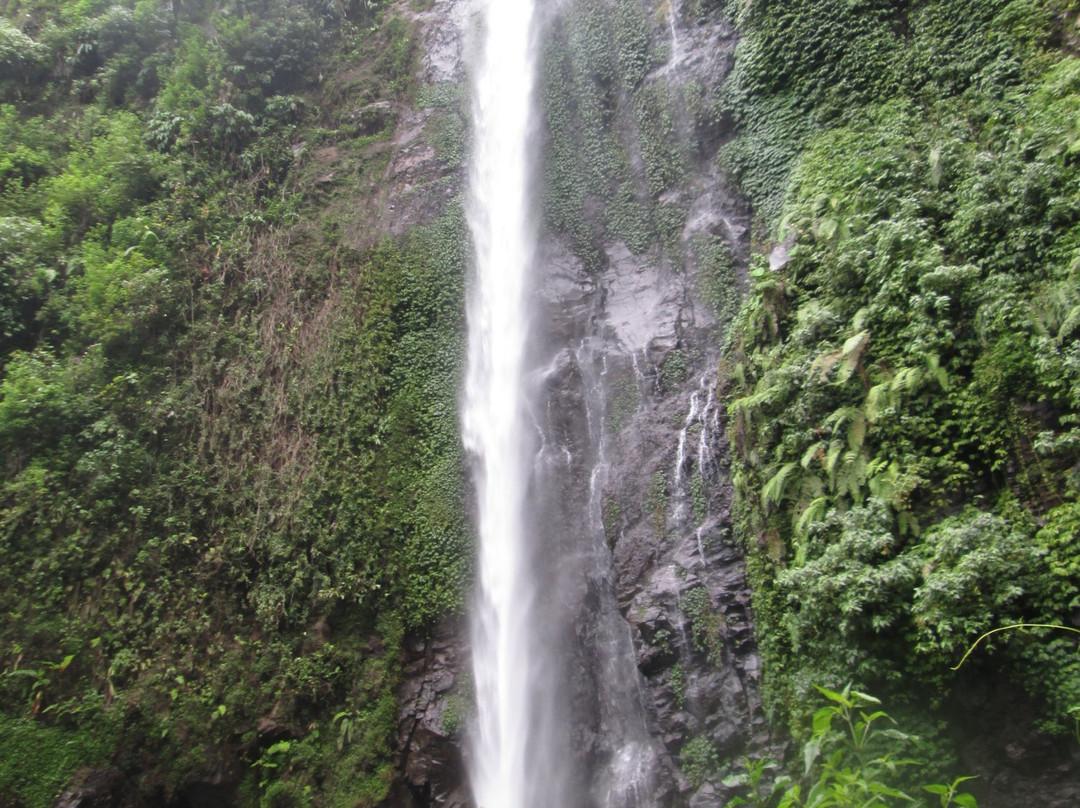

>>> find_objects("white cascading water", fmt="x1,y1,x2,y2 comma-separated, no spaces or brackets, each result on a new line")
462,0,540,806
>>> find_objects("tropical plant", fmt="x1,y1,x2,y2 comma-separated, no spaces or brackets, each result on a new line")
723,686,979,808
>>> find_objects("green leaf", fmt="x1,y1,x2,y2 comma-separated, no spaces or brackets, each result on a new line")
52,654,75,672
879,728,913,742
866,781,910,798
864,382,893,423
795,497,829,537
818,217,839,240
803,734,823,776
848,412,867,453
850,691,882,706
812,349,844,380
837,331,870,383
801,441,825,469
812,705,834,735
815,684,851,707
763,462,799,510
891,366,922,394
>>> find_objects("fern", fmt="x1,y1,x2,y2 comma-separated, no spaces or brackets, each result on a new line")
801,440,826,469
848,411,867,453
865,381,894,423
763,462,800,511
795,496,830,539
837,330,869,383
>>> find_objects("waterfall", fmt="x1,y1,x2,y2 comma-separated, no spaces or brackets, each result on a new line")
463,1,679,806
462,0,542,806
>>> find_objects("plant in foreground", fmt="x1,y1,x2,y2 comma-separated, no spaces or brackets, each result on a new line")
724,685,978,808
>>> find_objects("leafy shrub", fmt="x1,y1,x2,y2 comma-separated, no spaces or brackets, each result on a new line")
0,20,47,87
724,0,1080,745
681,735,721,788
911,512,1046,657
777,504,921,694
723,686,979,808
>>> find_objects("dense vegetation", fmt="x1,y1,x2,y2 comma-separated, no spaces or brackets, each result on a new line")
540,0,688,270
3,0,1079,804
0,1,470,805
719,0,1080,793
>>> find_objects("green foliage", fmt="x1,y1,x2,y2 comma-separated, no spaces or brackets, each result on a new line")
538,0,688,268
614,0,653,90
634,83,685,197
776,504,921,695
659,348,689,393
911,512,1046,657
694,235,740,332
606,181,655,254
681,585,724,664
0,19,47,91
0,1,463,803
371,16,416,97
724,0,1080,754
690,472,707,523
44,111,165,238
1036,501,1080,612
723,687,979,808
681,735,720,788
718,0,1060,224
0,714,113,808
606,372,642,434
669,660,685,707
646,469,668,534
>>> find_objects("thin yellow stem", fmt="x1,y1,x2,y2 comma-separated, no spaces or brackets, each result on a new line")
951,622,1080,671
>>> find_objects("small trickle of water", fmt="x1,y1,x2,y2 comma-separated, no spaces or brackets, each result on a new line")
670,375,719,567
695,525,708,567
697,380,715,474
581,339,611,533
674,384,702,490
632,349,659,398
666,0,682,71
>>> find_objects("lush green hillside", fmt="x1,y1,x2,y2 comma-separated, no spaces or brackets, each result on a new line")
720,0,1080,791
0,1,469,805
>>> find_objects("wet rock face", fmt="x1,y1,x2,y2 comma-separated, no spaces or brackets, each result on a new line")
530,220,772,805
522,3,774,805
391,621,471,808
53,769,145,808
526,9,782,808
343,0,478,250
949,679,1080,808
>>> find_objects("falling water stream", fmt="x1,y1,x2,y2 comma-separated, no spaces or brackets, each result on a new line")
462,0,541,806
462,0,707,805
